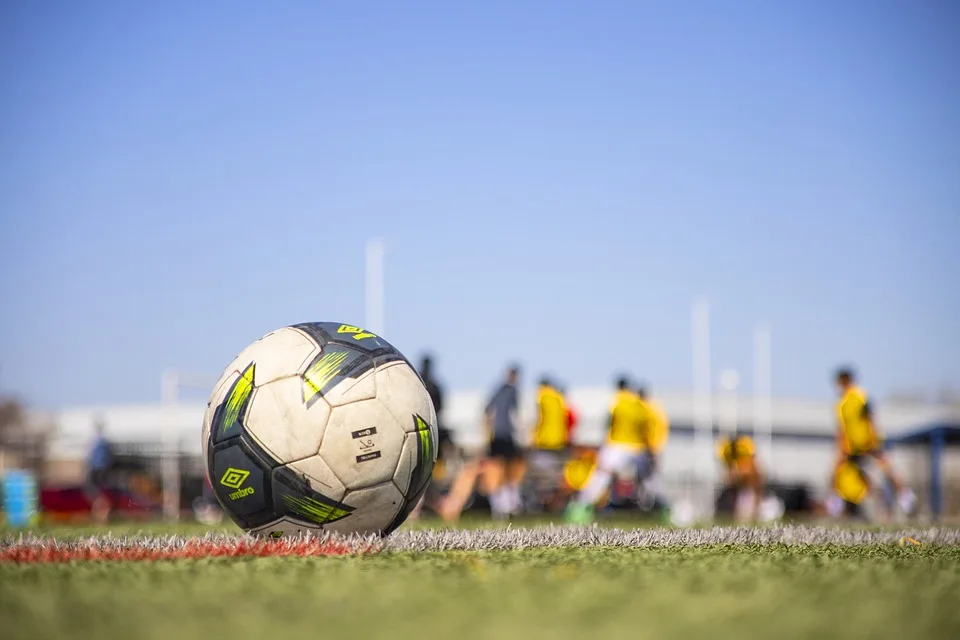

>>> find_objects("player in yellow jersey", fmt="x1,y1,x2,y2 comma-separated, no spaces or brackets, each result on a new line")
533,378,570,451
633,386,670,510
637,386,669,461
716,432,764,522
565,376,651,523
833,368,915,517
527,377,573,511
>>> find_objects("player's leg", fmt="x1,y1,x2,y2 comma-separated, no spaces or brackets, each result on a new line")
866,479,892,523
526,449,552,511
730,459,763,522
565,445,629,523
438,457,485,523
503,442,527,515
88,470,111,525
746,467,764,522
545,449,570,512
869,450,916,515
480,440,509,518
634,451,658,510
851,455,894,523
556,448,587,512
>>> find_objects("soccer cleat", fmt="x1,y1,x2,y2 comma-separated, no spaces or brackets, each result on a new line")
563,502,594,525
898,489,917,516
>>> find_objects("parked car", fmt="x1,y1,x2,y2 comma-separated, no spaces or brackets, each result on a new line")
39,485,160,523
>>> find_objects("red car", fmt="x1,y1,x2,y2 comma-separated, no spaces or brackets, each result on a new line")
39,486,159,523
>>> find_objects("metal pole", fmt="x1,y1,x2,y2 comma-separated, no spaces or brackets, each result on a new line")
160,369,180,522
161,369,178,406
692,298,715,520
719,370,740,434
931,427,944,520
365,238,385,336
753,325,773,472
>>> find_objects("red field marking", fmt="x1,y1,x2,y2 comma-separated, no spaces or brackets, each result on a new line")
1,538,376,564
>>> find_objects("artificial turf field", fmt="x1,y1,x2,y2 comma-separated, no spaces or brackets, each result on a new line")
2,519,959,640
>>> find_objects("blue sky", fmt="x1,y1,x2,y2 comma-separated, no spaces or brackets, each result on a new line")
1,1,958,409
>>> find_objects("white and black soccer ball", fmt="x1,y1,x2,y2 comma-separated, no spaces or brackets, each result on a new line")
201,322,438,537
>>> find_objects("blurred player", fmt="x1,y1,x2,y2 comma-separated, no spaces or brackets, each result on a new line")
481,365,526,518
565,376,651,524
561,386,579,443
439,365,526,522
409,354,450,520
527,377,572,511
717,431,764,522
833,367,916,517
85,420,114,524
634,385,670,509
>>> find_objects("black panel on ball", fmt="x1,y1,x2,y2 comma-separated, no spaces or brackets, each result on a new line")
290,321,420,381
382,478,430,537
211,362,256,445
210,439,273,528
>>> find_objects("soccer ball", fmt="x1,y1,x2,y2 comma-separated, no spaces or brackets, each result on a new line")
201,322,438,537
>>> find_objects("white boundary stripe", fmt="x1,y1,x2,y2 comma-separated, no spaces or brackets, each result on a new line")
4,525,958,554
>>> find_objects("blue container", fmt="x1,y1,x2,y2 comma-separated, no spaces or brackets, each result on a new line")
2,469,38,528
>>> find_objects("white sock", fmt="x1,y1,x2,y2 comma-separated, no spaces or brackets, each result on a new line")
576,468,612,507
490,488,509,516
507,484,522,513
898,488,916,513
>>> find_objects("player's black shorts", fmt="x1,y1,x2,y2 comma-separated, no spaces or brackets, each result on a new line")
487,437,523,460
84,469,110,502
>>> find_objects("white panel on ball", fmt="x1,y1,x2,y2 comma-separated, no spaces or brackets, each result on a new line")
217,328,319,386
244,376,332,463
240,328,320,386
392,432,421,495
318,398,405,491
321,367,377,407
284,455,348,504
375,361,438,435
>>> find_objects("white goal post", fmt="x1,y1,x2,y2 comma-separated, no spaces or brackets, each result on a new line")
365,238,386,336
753,324,773,472
691,298,715,521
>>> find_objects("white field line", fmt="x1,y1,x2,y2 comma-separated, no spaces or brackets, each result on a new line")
2,524,958,556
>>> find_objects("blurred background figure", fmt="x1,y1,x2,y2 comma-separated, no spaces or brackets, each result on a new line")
419,354,456,465
435,364,524,523
482,365,525,519
633,385,670,512
565,376,649,524
833,367,916,520
85,418,114,525
410,354,451,520
561,386,579,445
420,355,445,429
526,376,572,512
716,431,764,522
